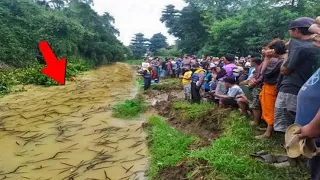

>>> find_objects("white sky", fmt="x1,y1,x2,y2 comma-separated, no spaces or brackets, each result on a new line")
93,0,187,46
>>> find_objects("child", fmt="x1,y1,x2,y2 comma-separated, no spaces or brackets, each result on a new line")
180,68,192,101
214,76,244,108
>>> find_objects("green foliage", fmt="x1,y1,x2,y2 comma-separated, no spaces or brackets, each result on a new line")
190,111,308,180
0,0,127,67
147,111,308,179
129,33,150,59
125,59,144,66
161,0,319,56
149,33,169,55
151,78,182,91
147,116,195,179
157,45,182,57
112,98,147,119
0,58,91,94
161,4,209,54
173,101,213,121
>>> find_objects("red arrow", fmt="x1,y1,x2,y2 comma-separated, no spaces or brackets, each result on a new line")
38,40,67,85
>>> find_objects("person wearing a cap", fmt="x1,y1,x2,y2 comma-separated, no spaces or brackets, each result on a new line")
190,63,205,103
256,39,287,139
293,16,320,180
274,17,320,133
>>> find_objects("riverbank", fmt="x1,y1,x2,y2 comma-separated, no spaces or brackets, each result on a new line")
0,58,91,95
138,78,309,180
0,63,149,180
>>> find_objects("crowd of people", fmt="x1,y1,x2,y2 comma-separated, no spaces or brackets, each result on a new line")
139,17,320,179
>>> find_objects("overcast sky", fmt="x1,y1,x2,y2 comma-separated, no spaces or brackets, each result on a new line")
93,0,187,46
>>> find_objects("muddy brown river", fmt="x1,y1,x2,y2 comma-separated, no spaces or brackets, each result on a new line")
0,63,148,180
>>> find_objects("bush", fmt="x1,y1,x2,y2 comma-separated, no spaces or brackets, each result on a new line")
112,98,147,119
0,58,91,94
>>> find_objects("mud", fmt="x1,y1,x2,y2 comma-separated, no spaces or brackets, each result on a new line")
151,95,228,143
0,63,148,180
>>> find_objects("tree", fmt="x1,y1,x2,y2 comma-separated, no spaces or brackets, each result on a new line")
157,45,182,57
0,0,128,67
129,33,149,59
149,33,168,55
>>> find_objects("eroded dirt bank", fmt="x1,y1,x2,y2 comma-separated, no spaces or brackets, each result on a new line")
0,63,148,180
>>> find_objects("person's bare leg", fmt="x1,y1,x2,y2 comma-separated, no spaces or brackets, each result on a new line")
237,99,248,116
264,125,273,137
252,108,261,126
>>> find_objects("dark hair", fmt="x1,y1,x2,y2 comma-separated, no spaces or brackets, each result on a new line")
296,27,313,35
225,54,235,62
269,40,287,55
224,76,237,84
251,53,261,59
252,57,262,65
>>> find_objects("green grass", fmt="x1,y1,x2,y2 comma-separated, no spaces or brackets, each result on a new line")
147,111,309,180
173,101,214,121
147,116,195,179
0,57,91,95
125,59,144,65
151,78,182,91
112,97,147,119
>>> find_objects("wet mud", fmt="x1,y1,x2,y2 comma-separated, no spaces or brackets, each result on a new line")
0,63,148,180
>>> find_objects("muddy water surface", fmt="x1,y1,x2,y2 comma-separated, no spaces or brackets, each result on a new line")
0,63,148,180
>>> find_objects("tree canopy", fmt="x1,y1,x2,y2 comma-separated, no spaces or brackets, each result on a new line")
149,33,168,56
0,0,129,67
161,0,319,56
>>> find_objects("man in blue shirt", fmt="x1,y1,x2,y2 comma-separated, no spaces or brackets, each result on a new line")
294,17,320,180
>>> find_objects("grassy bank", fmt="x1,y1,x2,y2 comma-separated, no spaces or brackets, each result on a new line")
147,111,308,180
126,59,144,66
0,58,91,95
112,95,147,119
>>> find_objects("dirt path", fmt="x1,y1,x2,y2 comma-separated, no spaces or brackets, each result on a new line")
0,63,148,180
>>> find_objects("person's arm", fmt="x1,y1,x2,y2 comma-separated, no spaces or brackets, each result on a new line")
214,93,230,99
196,71,205,87
295,109,320,139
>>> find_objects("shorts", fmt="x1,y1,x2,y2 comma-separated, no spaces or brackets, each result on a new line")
249,86,261,109
221,98,239,108
274,92,297,132
184,84,191,95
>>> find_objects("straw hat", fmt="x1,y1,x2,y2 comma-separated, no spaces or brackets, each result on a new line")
285,124,320,159
300,138,320,159
285,124,302,158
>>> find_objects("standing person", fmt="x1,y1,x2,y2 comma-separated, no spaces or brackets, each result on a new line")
238,57,263,125
166,58,173,77
182,55,191,75
181,68,192,101
294,18,320,180
141,58,150,70
215,54,237,101
176,58,182,77
190,64,205,103
142,67,152,91
204,68,213,92
160,59,167,79
274,17,319,133
256,39,287,139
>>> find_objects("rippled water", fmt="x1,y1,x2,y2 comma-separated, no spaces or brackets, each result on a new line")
0,63,148,180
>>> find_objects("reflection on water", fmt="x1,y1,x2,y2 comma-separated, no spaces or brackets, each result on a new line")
0,63,148,180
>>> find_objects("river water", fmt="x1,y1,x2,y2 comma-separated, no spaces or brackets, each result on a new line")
0,63,148,180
